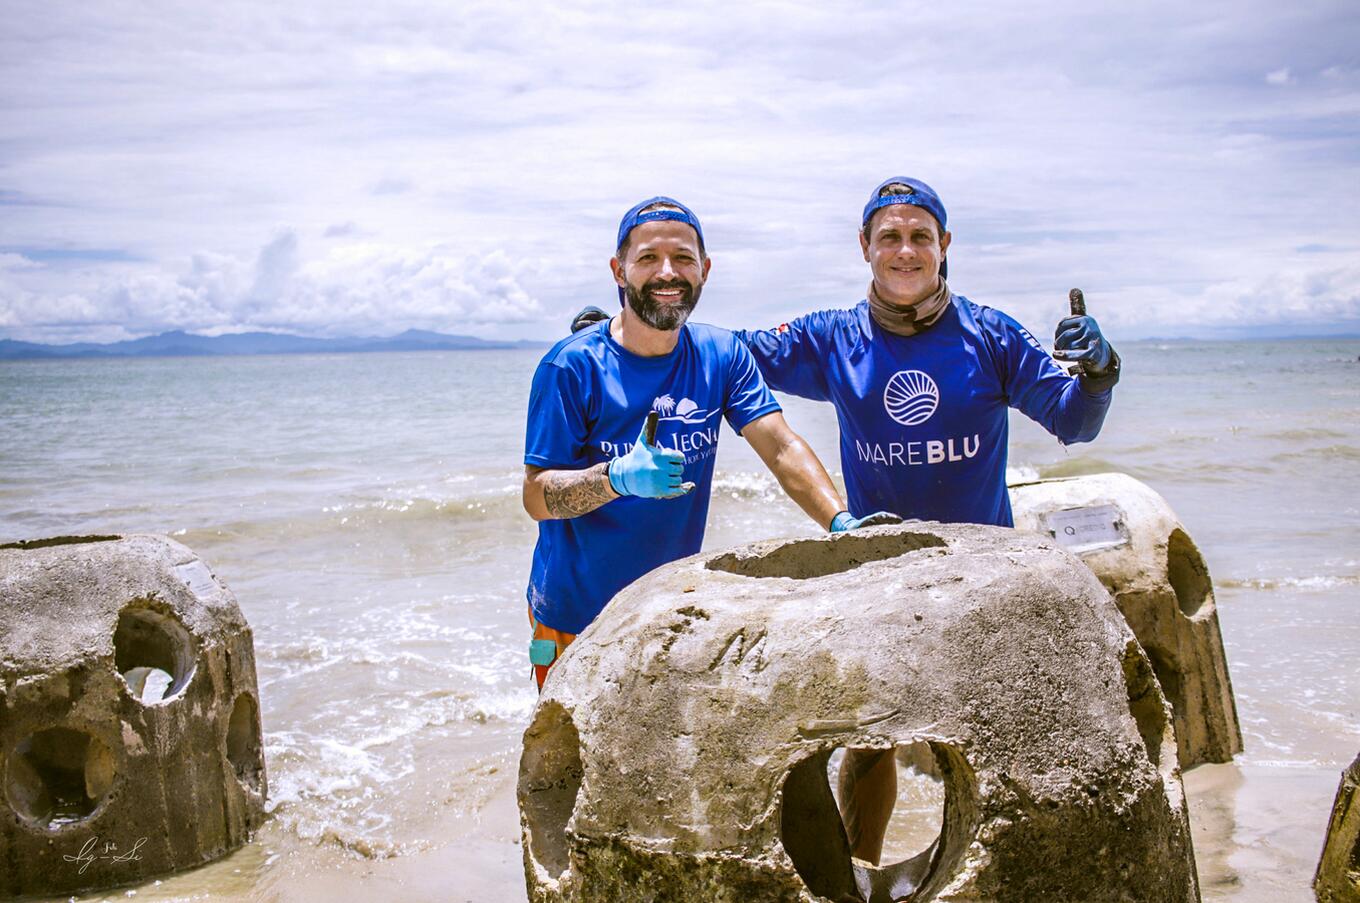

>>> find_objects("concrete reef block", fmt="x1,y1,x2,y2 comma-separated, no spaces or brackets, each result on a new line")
1,534,266,898
519,522,1199,902
1009,473,1243,769
1314,753,1360,902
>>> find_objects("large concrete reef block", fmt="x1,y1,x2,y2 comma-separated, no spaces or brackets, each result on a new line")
519,522,1199,902
1315,753,1360,902
0,534,266,898
1008,473,1242,768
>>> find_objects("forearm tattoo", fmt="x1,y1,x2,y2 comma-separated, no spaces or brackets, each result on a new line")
543,462,617,519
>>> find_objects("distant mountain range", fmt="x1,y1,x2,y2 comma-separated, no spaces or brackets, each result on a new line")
0,329,548,360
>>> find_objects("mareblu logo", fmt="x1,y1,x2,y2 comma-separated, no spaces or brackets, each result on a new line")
883,369,939,426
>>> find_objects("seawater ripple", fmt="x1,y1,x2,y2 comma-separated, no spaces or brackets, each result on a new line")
1218,574,1360,591
4,342,1359,895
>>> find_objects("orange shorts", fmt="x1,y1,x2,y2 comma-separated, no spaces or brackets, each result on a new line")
528,607,576,691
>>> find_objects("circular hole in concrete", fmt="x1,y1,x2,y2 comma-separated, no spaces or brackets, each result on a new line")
5,727,116,830
226,693,264,792
1167,528,1212,618
518,701,584,882
783,741,976,903
114,604,196,704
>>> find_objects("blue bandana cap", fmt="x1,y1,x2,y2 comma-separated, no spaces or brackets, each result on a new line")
616,196,705,254
861,177,948,279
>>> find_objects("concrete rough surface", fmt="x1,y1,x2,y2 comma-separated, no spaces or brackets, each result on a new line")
0,534,266,897
1314,753,1360,902
1009,473,1243,768
519,522,1200,902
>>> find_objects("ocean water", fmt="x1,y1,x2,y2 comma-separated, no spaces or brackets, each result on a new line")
1,339,1357,901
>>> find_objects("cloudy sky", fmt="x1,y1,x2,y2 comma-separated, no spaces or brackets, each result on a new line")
1,0,1357,344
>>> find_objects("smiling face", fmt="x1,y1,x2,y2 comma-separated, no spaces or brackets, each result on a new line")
860,205,951,307
612,220,711,332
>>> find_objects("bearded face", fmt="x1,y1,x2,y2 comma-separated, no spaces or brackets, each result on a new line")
624,276,702,332
613,219,709,333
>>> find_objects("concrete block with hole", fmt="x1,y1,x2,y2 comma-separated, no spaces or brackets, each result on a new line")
0,534,266,897
1009,473,1242,768
1314,752,1360,902
518,522,1199,902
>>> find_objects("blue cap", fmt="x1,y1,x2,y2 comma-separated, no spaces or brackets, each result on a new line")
861,177,948,279
616,197,705,253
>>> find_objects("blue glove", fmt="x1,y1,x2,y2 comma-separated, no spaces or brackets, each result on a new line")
829,510,903,532
607,418,692,499
1054,315,1120,389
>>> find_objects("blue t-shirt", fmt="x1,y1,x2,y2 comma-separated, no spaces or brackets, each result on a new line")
735,296,1112,527
525,320,781,634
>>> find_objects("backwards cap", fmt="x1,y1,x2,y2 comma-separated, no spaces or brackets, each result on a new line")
616,196,705,253
615,196,706,307
861,176,949,279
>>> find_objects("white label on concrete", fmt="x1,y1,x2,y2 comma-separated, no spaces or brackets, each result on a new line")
1042,504,1129,553
175,559,218,598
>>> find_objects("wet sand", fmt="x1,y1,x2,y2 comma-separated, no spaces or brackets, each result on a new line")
57,764,528,903
47,761,1344,903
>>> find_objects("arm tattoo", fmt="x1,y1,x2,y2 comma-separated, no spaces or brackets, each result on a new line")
543,462,617,519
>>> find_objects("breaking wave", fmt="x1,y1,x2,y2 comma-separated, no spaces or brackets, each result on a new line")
1219,574,1360,591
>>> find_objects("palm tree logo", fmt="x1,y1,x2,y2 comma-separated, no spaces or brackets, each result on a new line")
652,395,676,415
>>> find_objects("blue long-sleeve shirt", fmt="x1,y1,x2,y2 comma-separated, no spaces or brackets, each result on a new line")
734,296,1112,527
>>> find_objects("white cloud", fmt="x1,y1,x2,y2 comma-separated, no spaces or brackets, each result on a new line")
0,232,543,342
274,241,545,334
0,253,41,271
1,0,1357,341
1191,264,1360,326
322,221,365,239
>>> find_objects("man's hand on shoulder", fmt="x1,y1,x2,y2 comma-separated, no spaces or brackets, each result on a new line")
571,306,610,333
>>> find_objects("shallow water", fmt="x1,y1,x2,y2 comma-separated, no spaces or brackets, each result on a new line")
1,339,1356,901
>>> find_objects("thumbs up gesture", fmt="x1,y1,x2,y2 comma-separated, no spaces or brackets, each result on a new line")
607,413,694,499
1054,288,1119,388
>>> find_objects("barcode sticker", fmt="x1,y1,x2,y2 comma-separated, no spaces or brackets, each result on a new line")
1042,504,1128,553
174,559,218,598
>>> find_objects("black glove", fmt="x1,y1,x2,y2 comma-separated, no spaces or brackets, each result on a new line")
571,306,611,334
1055,315,1120,391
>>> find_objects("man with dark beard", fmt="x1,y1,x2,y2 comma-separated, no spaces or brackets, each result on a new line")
521,197,895,689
